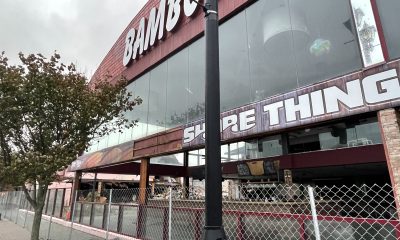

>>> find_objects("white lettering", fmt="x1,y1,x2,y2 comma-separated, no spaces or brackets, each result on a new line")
195,123,205,139
132,18,146,59
263,101,283,126
183,126,195,143
310,90,325,116
284,94,311,122
184,0,198,17
239,109,256,131
122,29,135,66
324,80,364,113
222,114,238,132
166,0,181,32
144,0,166,51
363,69,400,103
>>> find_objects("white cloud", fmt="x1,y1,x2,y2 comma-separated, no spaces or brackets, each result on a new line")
0,0,147,78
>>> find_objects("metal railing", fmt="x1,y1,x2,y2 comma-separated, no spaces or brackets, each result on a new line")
0,183,399,239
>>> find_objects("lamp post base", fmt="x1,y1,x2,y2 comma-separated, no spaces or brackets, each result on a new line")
202,226,227,240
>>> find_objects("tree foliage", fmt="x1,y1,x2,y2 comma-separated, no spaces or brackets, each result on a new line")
0,52,140,239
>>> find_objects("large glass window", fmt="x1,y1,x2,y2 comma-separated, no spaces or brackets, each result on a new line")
166,49,189,129
148,62,167,135
151,153,184,166
219,11,252,111
246,0,298,101
289,117,381,153
187,38,206,123
129,74,150,140
88,0,365,153
240,136,283,159
291,0,362,85
376,0,400,59
188,149,205,166
246,0,362,95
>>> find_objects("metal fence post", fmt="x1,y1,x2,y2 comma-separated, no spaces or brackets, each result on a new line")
5,192,10,219
15,191,22,224
106,189,113,240
68,190,78,240
169,187,172,240
308,186,321,240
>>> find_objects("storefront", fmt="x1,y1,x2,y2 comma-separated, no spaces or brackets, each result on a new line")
69,0,400,201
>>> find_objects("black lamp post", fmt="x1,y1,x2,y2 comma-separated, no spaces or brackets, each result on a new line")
201,0,226,238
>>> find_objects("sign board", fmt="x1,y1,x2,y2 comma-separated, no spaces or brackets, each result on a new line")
183,64,400,147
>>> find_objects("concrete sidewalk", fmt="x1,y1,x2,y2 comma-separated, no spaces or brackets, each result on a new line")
0,219,30,240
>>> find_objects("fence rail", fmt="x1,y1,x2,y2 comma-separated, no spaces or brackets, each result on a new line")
0,183,399,240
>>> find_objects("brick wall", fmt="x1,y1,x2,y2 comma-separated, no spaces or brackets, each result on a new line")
378,108,400,216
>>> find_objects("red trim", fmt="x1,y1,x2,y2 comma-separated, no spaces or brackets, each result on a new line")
194,209,202,240
298,215,307,240
370,0,390,61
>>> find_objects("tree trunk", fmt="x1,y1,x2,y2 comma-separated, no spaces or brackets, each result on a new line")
30,183,48,240
31,205,44,240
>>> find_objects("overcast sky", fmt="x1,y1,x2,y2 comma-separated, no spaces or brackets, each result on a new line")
0,0,147,78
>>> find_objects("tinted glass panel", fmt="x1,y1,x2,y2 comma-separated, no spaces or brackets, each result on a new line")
188,38,206,123
130,74,150,140
376,0,400,59
246,0,298,100
148,62,167,134
289,118,381,153
292,0,362,86
151,153,184,166
166,49,189,129
220,11,251,111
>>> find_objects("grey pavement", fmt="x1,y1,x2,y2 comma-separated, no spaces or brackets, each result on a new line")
0,219,30,240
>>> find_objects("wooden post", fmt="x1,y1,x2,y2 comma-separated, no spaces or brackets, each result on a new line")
136,158,149,238
138,158,149,204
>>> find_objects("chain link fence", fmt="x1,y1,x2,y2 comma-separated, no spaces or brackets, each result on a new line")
0,183,399,239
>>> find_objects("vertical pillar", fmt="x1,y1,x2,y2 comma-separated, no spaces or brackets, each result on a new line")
137,158,149,238
183,152,190,199
378,108,400,217
70,171,81,221
138,158,150,204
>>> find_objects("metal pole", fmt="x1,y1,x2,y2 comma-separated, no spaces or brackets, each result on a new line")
105,189,113,240
23,208,28,228
68,190,79,240
203,0,225,238
47,190,56,240
168,187,172,240
308,186,321,240
23,191,29,228
5,192,9,219
47,214,53,240
15,191,22,224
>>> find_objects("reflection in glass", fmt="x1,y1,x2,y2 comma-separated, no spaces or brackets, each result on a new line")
188,38,206,123
166,49,189,129
151,153,184,166
243,136,283,159
219,11,251,111
376,0,400,60
291,0,363,85
129,74,150,140
246,0,298,100
148,62,167,135
289,117,381,153
351,0,385,67
188,149,205,166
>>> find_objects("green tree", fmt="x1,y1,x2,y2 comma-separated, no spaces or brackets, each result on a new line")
0,52,140,240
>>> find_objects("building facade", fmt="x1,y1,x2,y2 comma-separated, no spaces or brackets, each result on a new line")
69,0,400,205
